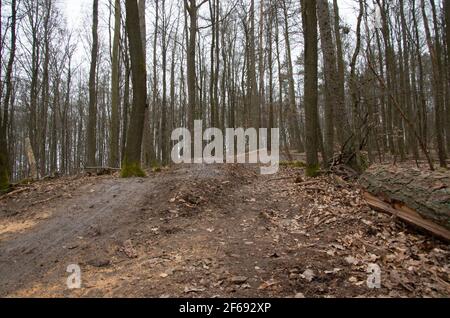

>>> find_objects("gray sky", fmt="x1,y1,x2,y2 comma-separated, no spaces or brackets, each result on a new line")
63,0,359,31
64,0,91,30
62,0,360,71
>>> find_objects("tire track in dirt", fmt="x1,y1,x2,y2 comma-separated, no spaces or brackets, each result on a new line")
0,164,252,297
0,177,156,296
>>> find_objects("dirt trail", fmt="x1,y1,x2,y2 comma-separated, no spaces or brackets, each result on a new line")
0,164,449,298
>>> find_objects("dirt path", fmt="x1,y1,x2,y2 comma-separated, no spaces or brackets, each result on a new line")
0,164,449,298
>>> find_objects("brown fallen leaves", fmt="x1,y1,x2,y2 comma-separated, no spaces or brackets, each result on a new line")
265,166,450,297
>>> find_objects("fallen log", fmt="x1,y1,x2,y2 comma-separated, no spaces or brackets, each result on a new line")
83,167,121,176
359,166,450,240
0,187,30,201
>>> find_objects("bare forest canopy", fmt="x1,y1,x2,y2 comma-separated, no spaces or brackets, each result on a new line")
1,0,450,188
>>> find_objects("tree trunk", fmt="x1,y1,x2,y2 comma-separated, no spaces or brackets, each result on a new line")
422,0,447,168
122,0,148,176
332,0,349,147
445,0,450,154
302,0,319,176
25,137,38,180
348,0,364,171
317,0,337,163
186,0,198,140
360,166,450,235
268,0,274,150
161,2,169,165
110,0,121,168
282,0,303,152
0,0,16,191
39,0,51,176
87,0,99,167
150,0,159,164
139,0,152,168
122,35,131,162
249,0,259,131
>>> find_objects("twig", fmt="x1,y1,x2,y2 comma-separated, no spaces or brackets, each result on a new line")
0,187,30,200
268,176,297,182
30,195,62,207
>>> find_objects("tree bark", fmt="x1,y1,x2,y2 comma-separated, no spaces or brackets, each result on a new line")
445,0,450,154
332,0,349,147
123,0,148,176
39,0,51,176
302,0,319,176
317,0,337,163
281,0,303,152
87,0,99,167
110,0,121,168
0,0,16,191
25,137,38,180
360,166,450,233
421,0,447,168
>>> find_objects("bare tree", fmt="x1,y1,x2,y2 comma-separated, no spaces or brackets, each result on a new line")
302,0,319,176
110,0,121,168
122,0,148,176
0,0,17,191
87,0,99,167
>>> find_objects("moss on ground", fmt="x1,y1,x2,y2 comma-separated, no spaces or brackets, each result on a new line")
121,161,146,178
306,164,321,178
151,161,162,173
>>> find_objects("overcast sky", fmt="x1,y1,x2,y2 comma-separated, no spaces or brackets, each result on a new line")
61,0,360,71
63,0,359,31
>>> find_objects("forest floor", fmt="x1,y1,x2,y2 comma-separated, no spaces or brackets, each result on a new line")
0,163,449,298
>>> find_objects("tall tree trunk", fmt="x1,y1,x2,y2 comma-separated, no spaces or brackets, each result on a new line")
332,0,349,147
110,0,121,168
412,0,428,149
151,0,159,164
123,0,148,176
302,0,319,176
87,0,99,167
422,0,447,168
268,0,274,150
209,0,218,128
399,0,418,159
39,0,51,176
249,0,259,131
445,0,450,154
50,76,58,173
281,0,303,152
0,0,16,191
258,0,265,132
186,0,199,141
139,0,152,167
121,35,131,162
378,0,396,158
317,0,337,164
28,1,40,172
275,11,287,151
161,1,169,165
349,0,364,170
